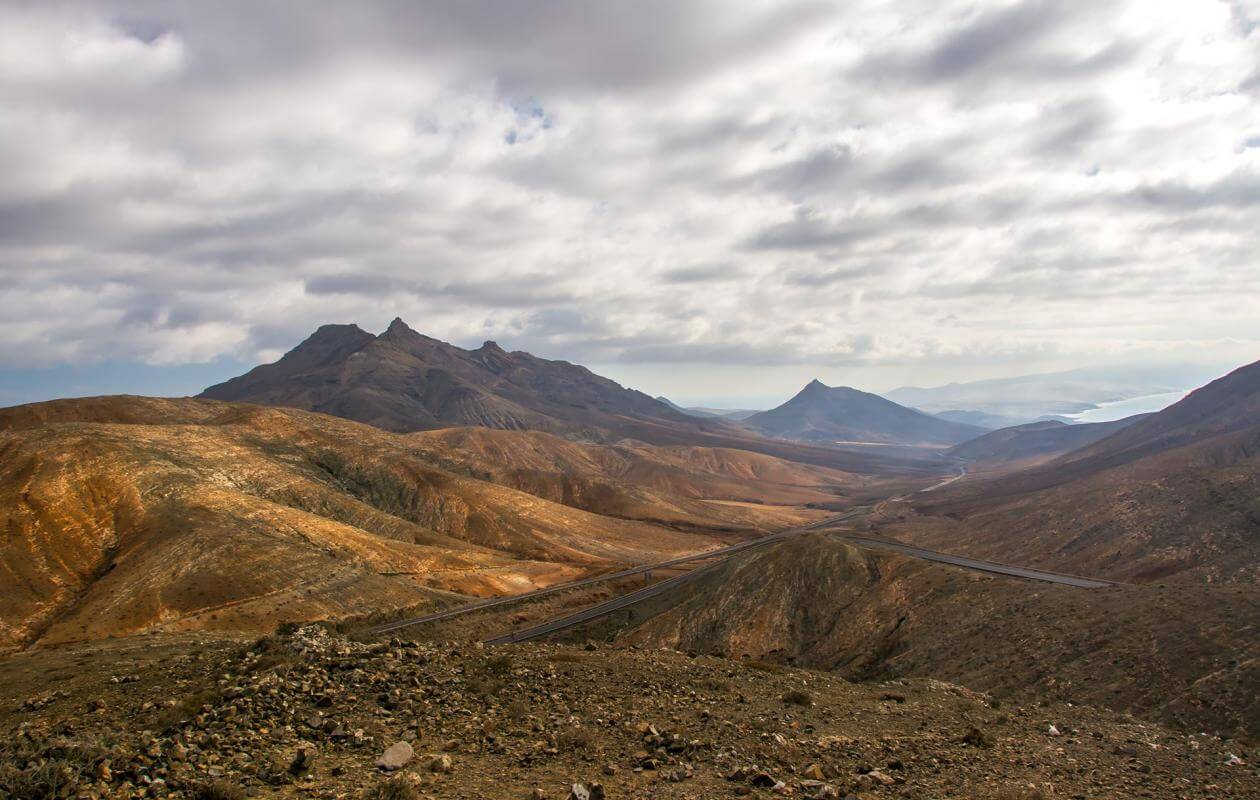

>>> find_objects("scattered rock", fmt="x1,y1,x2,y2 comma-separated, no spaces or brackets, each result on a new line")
288,746,316,775
376,741,414,771
567,782,605,800
429,753,453,773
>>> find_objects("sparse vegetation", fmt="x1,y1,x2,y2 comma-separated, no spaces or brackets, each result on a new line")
156,688,224,731
192,779,248,800
362,775,419,800
0,735,111,800
781,689,813,706
556,726,593,752
745,659,786,674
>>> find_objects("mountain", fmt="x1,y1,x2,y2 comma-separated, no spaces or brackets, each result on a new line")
654,396,721,418
945,414,1150,468
743,379,984,446
407,426,856,529
887,363,1228,421
199,320,935,474
688,406,761,421
202,318,701,438
932,409,1029,429
898,358,1260,582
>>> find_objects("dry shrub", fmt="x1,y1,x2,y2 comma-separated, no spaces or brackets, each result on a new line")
556,726,593,752
363,775,420,800
192,780,247,800
781,689,813,707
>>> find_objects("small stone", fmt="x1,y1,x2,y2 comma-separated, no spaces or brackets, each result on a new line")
529,789,546,800
429,753,453,773
568,782,605,800
803,763,826,780
288,746,316,775
376,741,414,771
1048,724,1062,737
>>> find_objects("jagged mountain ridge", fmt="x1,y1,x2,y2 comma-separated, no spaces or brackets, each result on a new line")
198,321,939,474
201,318,697,437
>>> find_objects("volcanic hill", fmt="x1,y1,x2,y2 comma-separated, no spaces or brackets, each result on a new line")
744,379,983,446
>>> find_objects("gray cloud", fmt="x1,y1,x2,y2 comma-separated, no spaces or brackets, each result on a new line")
0,0,1257,397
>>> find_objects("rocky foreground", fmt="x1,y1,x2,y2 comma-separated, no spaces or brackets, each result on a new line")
1,626,1255,799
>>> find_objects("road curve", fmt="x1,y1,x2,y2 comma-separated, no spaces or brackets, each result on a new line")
833,534,1114,589
482,527,1115,644
366,508,865,635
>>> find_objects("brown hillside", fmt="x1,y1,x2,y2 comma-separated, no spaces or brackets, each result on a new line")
895,360,1260,583
405,427,860,530
613,534,1260,740
0,396,741,651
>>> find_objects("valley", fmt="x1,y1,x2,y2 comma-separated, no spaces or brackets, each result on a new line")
2,330,1258,798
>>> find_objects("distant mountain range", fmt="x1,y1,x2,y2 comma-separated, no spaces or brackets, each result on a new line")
743,379,984,446
889,363,1230,422
655,397,760,421
198,320,931,473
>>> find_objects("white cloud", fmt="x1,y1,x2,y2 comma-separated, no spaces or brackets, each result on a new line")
0,0,1257,400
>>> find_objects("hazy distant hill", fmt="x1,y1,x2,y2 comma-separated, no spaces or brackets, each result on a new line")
945,415,1150,466
904,358,1260,583
744,379,984,445
888,363,1227,421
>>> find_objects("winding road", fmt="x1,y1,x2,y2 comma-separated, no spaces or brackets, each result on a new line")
367,494,1113,643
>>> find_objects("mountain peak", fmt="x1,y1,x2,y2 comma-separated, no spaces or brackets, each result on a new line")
382,317,414,336
480,340,505,353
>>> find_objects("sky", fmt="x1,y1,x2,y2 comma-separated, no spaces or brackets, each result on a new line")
2,0,1259,409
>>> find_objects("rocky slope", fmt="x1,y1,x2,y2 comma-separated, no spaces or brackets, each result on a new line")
1,626,1254,799
745,380,983,446
6,396,809,651
607,534,1259,741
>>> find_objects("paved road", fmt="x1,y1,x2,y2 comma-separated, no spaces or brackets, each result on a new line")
367,490,1112,643
832,534,1113,589
483,562,722,645
366,508,864,635
482,526,1114,644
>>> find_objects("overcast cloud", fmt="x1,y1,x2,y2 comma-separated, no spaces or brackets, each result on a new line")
2,0,1259,405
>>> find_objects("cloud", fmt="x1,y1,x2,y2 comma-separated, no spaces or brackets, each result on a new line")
0,0,1257,401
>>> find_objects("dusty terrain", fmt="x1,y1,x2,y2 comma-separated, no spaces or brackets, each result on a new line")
586,535,1259,741
1,626,1254,799
0,396,854,652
